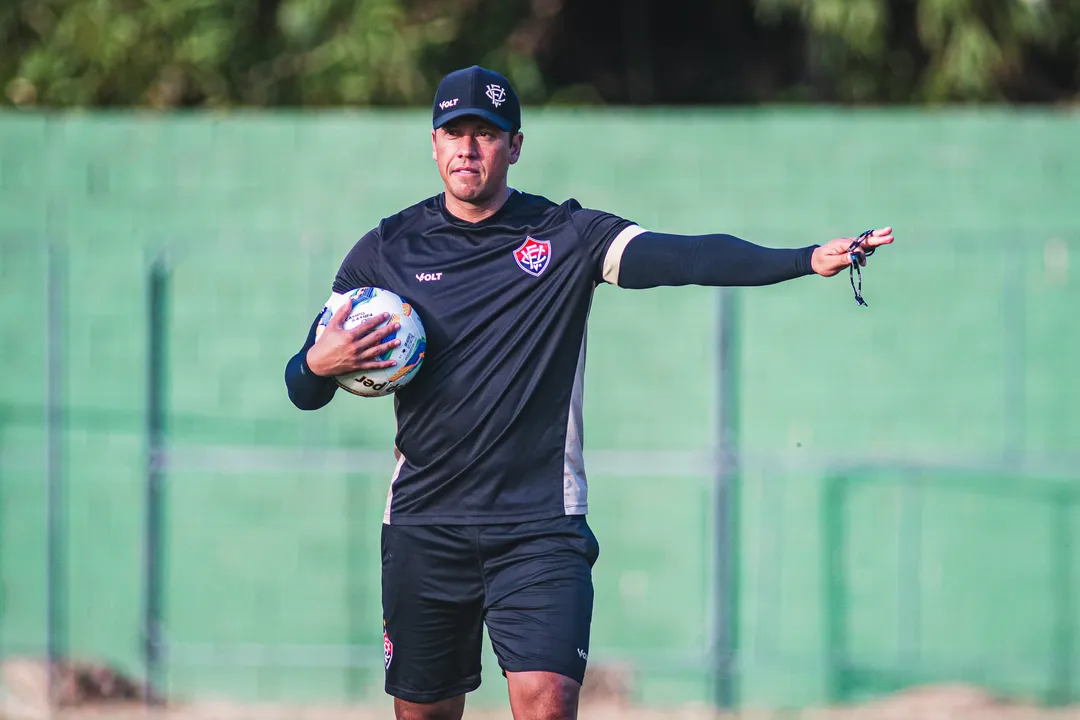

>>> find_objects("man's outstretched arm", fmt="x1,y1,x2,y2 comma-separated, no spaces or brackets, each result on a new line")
604,226,894,288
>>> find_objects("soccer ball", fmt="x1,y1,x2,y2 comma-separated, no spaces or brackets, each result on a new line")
315,287,427,397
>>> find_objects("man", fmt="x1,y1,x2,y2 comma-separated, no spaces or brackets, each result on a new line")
285,66,894,720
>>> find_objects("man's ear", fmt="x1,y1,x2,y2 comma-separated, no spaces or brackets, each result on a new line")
431,129,437,162
508,131,523,165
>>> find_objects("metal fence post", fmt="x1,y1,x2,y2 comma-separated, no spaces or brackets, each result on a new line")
897,472,923,674
822,475,848,703
143,252,170,704
714,286,740,709
45,238,67,706
1051,488,1075,705
0,404,5,660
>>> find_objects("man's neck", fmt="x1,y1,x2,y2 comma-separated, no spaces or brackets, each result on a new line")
443,185,512,224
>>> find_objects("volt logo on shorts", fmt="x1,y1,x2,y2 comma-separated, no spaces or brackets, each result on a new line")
383,624,394,670
577,648,588,661
416,272,443,282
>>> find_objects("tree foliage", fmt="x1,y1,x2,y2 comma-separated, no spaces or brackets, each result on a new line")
757,0,1080,102
1,0,1077,108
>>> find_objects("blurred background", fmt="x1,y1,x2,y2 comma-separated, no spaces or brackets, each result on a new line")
1,0,1079,718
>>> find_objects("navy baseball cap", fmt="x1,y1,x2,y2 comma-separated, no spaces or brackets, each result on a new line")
432,66,521,133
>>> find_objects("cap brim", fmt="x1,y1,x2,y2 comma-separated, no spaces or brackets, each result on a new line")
434,108,514,132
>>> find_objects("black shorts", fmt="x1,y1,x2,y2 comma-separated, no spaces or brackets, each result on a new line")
380,515,601,704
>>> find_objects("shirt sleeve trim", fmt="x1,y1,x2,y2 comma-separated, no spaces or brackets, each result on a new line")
601,224,648,285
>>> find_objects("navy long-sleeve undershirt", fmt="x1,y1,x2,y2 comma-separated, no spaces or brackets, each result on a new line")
284,314,337,411
616,231,818,289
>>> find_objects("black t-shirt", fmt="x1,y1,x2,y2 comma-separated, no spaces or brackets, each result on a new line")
327,190,644,525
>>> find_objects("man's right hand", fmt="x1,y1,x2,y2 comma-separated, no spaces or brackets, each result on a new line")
811,227,894,277
305,299,401,377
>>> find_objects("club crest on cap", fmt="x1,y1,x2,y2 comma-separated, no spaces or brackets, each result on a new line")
486,84,506,107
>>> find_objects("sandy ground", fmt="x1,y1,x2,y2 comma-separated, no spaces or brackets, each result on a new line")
5,659,1080,720
8,700,1080,720
9,694,1080,720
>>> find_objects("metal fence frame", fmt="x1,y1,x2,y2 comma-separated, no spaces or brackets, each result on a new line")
2,235,1077,710
822,468,1080,706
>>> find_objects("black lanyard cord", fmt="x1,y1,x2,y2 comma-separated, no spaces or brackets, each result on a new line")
848,229,876,307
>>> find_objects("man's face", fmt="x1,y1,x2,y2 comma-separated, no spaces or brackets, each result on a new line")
432,117,522,204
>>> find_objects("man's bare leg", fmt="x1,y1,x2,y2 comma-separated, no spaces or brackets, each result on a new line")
394,695,466,720
506,671,580,720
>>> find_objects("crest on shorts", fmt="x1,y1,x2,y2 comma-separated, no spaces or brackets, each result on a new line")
383,620,393,670
513,236,551,277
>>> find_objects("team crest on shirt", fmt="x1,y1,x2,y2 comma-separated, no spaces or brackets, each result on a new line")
513,236,551,277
